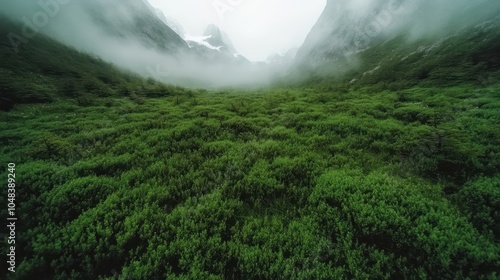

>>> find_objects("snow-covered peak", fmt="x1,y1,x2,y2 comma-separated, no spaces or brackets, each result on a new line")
203,24,238,54
184,26,250,64
184,35,222,51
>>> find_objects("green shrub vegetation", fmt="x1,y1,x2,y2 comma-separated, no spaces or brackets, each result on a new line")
1,83,499,279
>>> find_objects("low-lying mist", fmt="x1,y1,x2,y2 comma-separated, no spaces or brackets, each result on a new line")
2,0,500,88
296,0,500,67
327,0,500,40
0,0,287,89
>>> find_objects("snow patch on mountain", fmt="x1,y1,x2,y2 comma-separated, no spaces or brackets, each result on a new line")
184,35,222,51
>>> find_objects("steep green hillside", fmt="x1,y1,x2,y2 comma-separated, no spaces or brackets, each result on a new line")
296,15,500,91
0,16,190,111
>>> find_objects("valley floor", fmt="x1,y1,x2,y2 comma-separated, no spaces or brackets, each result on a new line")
1,84,499,279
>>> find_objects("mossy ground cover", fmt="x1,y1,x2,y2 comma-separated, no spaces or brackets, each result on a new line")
1,84,499,279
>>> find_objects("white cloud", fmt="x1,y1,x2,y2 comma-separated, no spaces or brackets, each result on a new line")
146,0,326,61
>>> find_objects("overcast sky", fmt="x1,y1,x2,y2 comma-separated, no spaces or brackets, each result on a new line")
146,0,326,61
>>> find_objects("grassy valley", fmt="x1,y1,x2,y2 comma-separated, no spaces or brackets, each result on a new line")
1,14,500,280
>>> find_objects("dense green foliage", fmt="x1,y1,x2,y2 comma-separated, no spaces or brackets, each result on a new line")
1,84,499,279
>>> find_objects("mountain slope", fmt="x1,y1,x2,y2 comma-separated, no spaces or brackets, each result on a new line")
184,25,250,65
203,24,238,55
0,0,189,54
69,0,189,53
346,17,500,88
0,16,189,111
143,0,186,37
294,0,500,88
